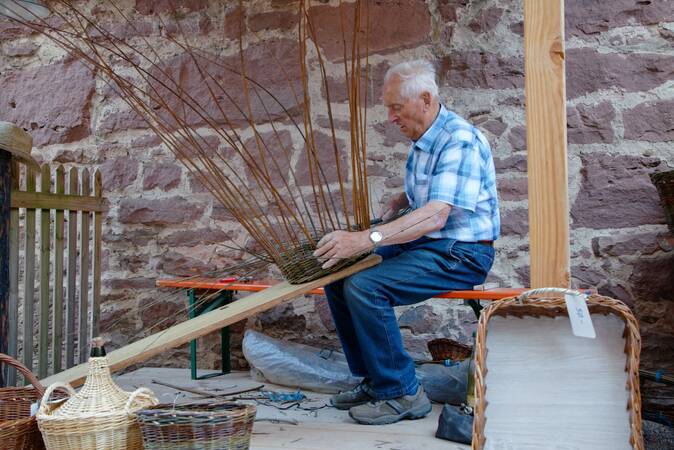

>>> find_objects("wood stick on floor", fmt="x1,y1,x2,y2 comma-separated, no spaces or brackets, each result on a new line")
151,379,264,398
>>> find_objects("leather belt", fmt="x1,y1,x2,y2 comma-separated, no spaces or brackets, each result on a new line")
477,240,494,247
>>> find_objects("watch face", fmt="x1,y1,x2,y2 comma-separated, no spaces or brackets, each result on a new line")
370,230,383,243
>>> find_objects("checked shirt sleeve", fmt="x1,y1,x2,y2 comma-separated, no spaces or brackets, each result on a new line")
429,137,482,213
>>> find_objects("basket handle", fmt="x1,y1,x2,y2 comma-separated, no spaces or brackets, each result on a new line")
38,382,76,415
0,352,45,395
517,287,590,302
124,387,158,413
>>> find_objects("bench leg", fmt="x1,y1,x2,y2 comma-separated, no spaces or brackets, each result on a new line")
189,289,233,380
219,290,233,375
466,299,483,319
189,288,198,380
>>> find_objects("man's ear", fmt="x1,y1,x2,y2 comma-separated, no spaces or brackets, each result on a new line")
421,91,432,108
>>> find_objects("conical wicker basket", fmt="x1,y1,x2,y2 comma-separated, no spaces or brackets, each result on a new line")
36,355,158,450
471,288,643,450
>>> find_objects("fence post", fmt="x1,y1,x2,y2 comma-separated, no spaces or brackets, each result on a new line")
0,150,11,387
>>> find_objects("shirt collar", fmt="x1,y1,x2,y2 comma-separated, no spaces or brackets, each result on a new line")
413,104,449,153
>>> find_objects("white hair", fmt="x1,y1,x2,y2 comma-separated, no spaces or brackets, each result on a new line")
384,60,439,101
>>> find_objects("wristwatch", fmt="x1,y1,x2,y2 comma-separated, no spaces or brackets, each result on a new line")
368,229,384,247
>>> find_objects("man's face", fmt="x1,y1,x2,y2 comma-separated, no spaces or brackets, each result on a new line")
383,75,427,141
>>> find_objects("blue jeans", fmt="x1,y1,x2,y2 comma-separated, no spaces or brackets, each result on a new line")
324,237,495,400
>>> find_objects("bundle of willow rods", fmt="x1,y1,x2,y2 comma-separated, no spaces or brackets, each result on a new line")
2,0,374,283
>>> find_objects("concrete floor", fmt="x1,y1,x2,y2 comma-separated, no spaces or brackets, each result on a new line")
115,367,469,450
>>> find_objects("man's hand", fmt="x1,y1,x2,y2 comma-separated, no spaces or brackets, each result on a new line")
381,192,409,221
313,230,371,269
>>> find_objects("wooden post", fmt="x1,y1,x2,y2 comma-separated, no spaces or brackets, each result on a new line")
0,150,10,387
524,0,570,288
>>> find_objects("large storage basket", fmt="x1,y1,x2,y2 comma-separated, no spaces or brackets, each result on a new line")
0,353,46,450
136,401,256,450
472,289,643,450
36,352,157,450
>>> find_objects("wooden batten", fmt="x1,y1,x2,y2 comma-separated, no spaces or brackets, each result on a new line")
524,0,570,288
38,164,51,378
79,168,90,363
23,167,37,372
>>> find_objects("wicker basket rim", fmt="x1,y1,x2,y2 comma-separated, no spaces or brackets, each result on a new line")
470,293,644,450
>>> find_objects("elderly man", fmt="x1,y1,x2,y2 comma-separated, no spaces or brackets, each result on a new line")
313,59,499,425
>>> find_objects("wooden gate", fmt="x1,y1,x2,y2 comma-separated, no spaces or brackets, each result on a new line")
5,161,106,384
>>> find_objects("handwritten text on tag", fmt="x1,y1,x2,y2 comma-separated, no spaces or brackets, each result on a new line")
564,293,596,339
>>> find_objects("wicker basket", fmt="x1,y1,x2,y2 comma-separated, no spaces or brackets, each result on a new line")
136,402,256,450
471,288,643,450
650,170,674,234
427,338,472,362
37,352,158,450
275,236,368,284
0,353,46,450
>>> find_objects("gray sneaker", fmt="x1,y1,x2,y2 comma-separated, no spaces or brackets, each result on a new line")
348,385,432,425
330,381,373,410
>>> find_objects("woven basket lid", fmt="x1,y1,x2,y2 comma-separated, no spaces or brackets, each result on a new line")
0,121,38,167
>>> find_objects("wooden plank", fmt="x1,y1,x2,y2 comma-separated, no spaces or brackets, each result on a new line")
10,191,107,212
7,162,20,385
524,0,570,288
92,169,102,338
41,254,382,387
53,166,65,373
78,168,90,363
65,168,78,369
38,164,51,378
23,166,37,372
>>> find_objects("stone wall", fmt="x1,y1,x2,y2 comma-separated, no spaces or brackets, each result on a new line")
1,0,672,414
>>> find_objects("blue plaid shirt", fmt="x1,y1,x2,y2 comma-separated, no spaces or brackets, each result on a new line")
404,105,500,241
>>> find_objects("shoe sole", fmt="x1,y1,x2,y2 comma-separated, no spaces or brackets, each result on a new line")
348,402,433,425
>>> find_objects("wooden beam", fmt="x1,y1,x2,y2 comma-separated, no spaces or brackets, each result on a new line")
41,254,382,388
524,0,570,288
11,190,108,212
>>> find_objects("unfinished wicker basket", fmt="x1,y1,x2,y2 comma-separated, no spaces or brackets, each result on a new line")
471,288,643,450
36,353,158,450
276,236,368,284
650,170,674,234
137,401,257,450
0,353,46,450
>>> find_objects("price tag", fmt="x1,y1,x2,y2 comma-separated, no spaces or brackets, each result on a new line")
564,292,596,339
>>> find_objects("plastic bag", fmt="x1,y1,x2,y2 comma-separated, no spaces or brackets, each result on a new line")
417,360,469,405
242,330,362,394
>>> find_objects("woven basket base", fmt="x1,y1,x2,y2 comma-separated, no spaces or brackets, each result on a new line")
480,314,633,449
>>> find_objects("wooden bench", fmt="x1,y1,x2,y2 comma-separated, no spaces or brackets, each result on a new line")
156,277,527,380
